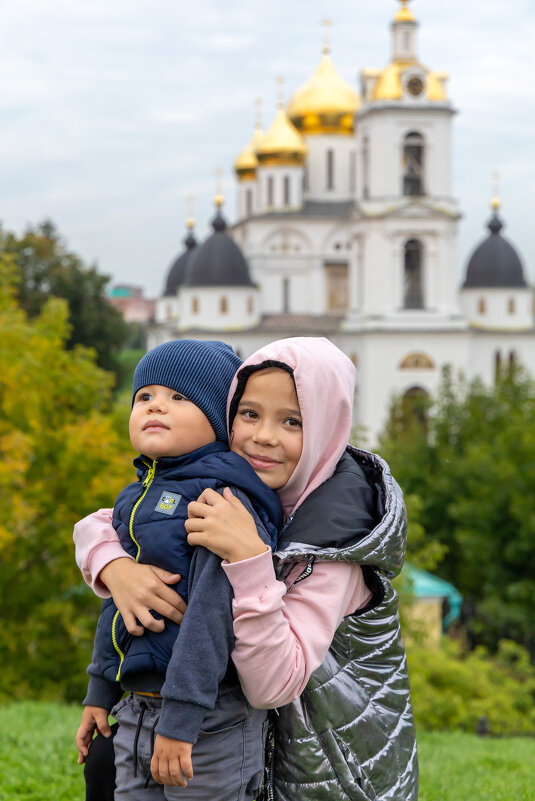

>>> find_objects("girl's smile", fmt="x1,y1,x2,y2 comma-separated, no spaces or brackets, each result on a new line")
231,367,303,490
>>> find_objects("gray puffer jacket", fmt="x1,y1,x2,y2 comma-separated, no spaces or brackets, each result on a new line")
269,446,418,801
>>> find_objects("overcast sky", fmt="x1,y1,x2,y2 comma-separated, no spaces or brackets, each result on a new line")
1,0,534,296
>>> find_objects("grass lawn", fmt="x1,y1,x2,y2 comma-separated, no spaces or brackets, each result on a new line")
0,702,534,800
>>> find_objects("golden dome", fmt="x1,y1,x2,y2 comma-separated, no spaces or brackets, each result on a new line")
372,61,447,102
287,53,360,135
234,126,264,181
394,0,415,23
255,108,307,167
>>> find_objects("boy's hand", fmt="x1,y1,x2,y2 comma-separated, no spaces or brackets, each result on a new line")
100,559,186,635
186,487,269,563
75,705,111,764
151,734,193,787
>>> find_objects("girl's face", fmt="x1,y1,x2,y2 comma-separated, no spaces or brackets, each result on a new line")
231,368,303,490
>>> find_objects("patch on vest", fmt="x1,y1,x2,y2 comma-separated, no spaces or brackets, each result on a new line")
154,491,182,515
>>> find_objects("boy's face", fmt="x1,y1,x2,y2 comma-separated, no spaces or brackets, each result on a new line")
129,385,216,461
231,368,303,490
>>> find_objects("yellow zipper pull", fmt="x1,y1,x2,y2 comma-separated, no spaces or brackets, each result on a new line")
144,459,157,486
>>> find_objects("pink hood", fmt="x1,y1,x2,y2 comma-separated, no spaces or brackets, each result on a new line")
227,337,356,517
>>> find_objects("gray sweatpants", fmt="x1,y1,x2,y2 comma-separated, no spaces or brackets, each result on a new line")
111,691,267,801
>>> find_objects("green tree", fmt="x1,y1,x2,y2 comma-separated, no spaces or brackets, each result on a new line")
0,219,131,376
0,254,133,701
379,366,535,654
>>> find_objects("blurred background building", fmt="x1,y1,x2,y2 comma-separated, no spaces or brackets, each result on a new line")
146,0,534,444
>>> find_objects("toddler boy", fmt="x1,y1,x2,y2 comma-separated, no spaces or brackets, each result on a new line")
76,339,281,799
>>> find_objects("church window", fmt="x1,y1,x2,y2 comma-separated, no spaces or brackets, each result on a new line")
327,149,335,190
247,296,254,314
303,167,309,192
192,297,199,314
267,176,274,207
401,386,430,430
245,188,253,216
402,132,424,196
362,136,370,199
495,350,502,381
403,239,424,309
400,353,434,370
166,304,173,320
324,263,349,313
284,175,291,206
350,150,356,193
282,277,290,313
508,297,516,314
509,350,517,370
478,297,486,314
220,296,228,314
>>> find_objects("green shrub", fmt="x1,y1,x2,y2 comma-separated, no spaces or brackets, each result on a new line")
408,638,535,735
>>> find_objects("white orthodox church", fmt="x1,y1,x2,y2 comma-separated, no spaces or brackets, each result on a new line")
151,0,534,445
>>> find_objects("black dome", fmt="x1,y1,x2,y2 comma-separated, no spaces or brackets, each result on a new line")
184,210,255,288
164,229,197,297
463,212,527,289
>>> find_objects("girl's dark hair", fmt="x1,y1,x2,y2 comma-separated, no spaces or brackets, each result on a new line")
228,360,295,431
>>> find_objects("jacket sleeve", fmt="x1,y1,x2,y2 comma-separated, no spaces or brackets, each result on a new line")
222,549,372,708
157,489,272,743
73,509,133,598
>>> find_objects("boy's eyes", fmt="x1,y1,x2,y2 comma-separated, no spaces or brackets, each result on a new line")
135,391,188,402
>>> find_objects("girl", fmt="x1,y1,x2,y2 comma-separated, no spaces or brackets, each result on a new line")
74,337,418,801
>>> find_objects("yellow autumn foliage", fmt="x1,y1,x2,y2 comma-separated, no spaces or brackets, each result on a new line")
0,254,134,700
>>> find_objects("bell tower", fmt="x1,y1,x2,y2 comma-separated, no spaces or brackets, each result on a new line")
347,0,464,330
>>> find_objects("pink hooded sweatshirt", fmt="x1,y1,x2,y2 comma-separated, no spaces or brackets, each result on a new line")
73,337,371,708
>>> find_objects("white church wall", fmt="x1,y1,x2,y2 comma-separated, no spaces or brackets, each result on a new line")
303,135,356,201
177,286,260,331
356,107,454,200
460,288,533,329
346,330,471,446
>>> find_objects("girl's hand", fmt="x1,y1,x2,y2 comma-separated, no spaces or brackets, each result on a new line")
75,706,111,764
99,558,186,635
185,487,269,563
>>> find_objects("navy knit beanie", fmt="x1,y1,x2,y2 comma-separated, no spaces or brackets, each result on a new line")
132,340,242,442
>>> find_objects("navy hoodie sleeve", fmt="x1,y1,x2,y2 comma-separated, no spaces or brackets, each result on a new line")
156,489,271,743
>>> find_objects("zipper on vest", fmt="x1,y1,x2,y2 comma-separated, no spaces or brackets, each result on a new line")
113,458,157,681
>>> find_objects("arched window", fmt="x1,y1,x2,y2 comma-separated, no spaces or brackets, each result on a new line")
283,175,291,206
403,239,424,309
401,386,430,430
478,297,486,314
403,131,424,196
362,136,370,199
400,352,434,370
508,297,516,315
267,176,274,206
245,188,253,216
326,149,335,190
509,350,516,370
219,296,228,314
192,297,199,314
247,296,254,314
282,277,290,313
495,350,502,381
